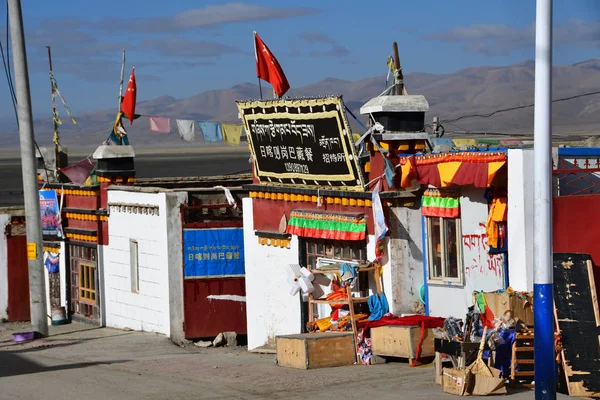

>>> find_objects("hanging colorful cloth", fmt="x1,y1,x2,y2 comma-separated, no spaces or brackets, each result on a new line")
383,158,395,187
372,181,388,260
399,155,417,188
221,123,243,145
44,252,60,273
368,292,389,321
421,188,460,218
176,119,196,142
49,71,77,146
149,117,171,133
198,122,223,142
106,113,129,145
475,292,495,329
60,158,96,186
486,197,508,248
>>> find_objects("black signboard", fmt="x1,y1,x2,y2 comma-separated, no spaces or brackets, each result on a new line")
237,97,365,191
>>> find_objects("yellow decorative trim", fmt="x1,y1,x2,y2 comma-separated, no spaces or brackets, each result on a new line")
249,191,373,208
257,236,291,249
55,188,99,197
43,246,60,254
63,212,108,222
97,176,135,184
65,232,97,242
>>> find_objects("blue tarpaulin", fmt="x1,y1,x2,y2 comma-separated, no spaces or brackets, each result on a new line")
183,228,245,278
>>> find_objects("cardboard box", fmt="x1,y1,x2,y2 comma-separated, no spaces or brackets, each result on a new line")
470,366,507,396
442,368,471,396
276,332,355,369
371,325,435,360
484,292,534,327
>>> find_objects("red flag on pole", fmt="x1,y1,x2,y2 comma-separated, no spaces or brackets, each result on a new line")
121,67,136,125
254,32,290,98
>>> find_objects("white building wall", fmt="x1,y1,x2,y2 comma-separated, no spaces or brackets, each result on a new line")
243,196,419,350
0,214,9,320
428,187,506,318
104,190,186,336
243,197,301,351
508,149,534,292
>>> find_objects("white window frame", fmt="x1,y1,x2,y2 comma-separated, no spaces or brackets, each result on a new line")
130,239,139,293
426,216,464,285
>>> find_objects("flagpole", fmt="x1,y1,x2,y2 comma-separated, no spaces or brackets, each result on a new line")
117,49,126,144
253,31,263,100
46,45,58,172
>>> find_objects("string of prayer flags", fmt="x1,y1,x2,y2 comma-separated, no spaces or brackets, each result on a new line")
198,121,222,142
221,123,243,146
149,117,171,133
176,119,196,142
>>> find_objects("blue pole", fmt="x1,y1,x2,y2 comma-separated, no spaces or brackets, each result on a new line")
421,213,429,316
533,0,556,398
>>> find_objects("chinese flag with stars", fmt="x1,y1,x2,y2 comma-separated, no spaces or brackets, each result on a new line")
121,67,136,125
254,32,290,98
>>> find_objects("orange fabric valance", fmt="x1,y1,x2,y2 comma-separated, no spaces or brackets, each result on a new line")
398,152,507,189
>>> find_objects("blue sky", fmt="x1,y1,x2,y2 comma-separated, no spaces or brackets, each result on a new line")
1,0,599,120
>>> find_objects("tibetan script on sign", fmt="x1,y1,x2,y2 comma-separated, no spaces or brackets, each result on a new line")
236,96,365,191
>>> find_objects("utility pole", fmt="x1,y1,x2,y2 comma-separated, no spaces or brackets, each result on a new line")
533,0,555,398
8,0,48,336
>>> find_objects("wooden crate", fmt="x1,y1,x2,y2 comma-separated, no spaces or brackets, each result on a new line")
371,325,435,361
275,332,356,369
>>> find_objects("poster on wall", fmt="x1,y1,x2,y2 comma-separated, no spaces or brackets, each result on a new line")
183,228,245,278
39,190,62,237
236,96,365,191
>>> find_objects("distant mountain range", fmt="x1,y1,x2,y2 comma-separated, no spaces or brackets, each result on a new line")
1,59,599,148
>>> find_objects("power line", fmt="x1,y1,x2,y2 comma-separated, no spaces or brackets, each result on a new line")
443,121,471,133
445,90,600,123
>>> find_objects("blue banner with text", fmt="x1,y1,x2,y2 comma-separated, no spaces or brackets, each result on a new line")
183,228,245,278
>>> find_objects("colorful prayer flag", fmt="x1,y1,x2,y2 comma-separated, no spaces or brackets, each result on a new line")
221,123,243,145
372,181,388,260
149,117,171,133
60,159,96,186
176,119,196,142
198,122,222,142
254,31,290,97
121,67,136,125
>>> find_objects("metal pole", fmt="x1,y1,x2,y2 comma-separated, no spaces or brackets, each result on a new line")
8,0,48,336
533,0,555,398
258,78,263,99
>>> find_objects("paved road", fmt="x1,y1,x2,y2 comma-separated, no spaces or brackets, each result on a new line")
0,323,568,400
0,148,251,206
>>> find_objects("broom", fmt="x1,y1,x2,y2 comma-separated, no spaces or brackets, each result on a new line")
467,327,493,377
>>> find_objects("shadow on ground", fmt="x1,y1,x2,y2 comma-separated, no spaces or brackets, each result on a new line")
0,352,128,378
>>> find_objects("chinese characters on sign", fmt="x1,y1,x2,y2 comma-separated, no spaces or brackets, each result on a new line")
39,190,62,236
237,97,365,190
183,228,245,278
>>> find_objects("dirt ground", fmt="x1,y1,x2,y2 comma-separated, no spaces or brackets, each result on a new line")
0,322,567,399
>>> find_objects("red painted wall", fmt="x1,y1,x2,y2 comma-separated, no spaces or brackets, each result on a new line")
183,278,247,339
7,235,30,321
553,195,600,265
